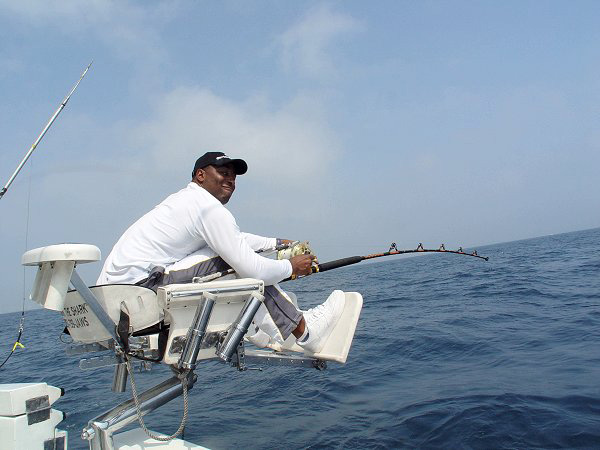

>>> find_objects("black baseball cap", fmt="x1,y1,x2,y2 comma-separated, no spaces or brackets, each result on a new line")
192,152,248,178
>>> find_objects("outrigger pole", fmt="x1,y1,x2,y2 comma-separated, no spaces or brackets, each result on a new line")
0,61,93,200
286,242,488,281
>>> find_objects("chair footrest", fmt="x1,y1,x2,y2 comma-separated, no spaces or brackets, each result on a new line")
280,292,363,364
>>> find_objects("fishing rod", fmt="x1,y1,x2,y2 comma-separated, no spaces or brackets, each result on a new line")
0,61,93,200
194,242,488,284
283,242,488,281
304,242,488,277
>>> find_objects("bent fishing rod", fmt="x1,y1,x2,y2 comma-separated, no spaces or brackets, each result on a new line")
0,61,93,200
195,242,488,284
301,242,488,279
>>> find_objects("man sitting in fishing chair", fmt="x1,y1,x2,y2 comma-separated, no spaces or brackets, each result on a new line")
97,152,343,354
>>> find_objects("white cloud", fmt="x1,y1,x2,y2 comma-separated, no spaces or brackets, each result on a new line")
1,0,176,63
130,86,341,195
279,4,363,79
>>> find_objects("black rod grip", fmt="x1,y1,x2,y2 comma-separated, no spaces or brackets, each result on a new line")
315,256,364,273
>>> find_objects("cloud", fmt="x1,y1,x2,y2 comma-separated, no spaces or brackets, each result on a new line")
279,4,363,79
0,0,175,63
130,87,341,193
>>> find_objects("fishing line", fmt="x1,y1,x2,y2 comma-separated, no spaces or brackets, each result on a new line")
0,62,92,370
0,161,32,369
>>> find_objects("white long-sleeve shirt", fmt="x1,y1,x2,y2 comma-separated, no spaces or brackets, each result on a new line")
97,182,292,285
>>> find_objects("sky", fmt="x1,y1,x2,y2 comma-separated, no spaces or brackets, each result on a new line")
1,1,599,313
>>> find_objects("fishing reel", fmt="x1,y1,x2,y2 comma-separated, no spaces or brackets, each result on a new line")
277,241,315,260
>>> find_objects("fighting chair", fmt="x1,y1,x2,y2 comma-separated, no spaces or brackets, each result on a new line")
21,243,362,449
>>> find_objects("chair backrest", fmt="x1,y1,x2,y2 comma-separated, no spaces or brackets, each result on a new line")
63,285,161,344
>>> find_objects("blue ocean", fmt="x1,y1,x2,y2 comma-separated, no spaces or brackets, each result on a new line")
1,228,599,449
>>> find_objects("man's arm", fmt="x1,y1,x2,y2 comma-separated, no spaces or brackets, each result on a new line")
240,232,276,252
201,204,292,285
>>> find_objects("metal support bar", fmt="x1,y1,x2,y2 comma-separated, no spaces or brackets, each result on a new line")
70,270,120,345
82,371,196,450
169,282,263,299
111,362,128,393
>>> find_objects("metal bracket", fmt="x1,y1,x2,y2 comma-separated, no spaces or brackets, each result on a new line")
80,354,121,370
79,349,160,370
231,349,327,371
65,341,112,355
127,335,151,351
169,331,222,355
231,340,247,371
73,334,159,369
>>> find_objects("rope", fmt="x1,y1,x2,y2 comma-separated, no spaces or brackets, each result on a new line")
126,356,189,442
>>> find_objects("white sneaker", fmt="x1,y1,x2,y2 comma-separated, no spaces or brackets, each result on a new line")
297,290,345,354
246,304,284,351
246,326,272,348
246,327,284,351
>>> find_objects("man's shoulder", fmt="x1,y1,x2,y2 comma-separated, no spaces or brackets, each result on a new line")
161,183,231,218
163,183,216,205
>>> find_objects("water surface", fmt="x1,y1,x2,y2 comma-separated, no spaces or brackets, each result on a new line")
1,228,599,448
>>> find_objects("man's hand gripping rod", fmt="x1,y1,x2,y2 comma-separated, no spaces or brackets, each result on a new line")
192,241,303,284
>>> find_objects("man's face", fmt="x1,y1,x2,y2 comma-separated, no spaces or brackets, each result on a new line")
195,163,236,204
